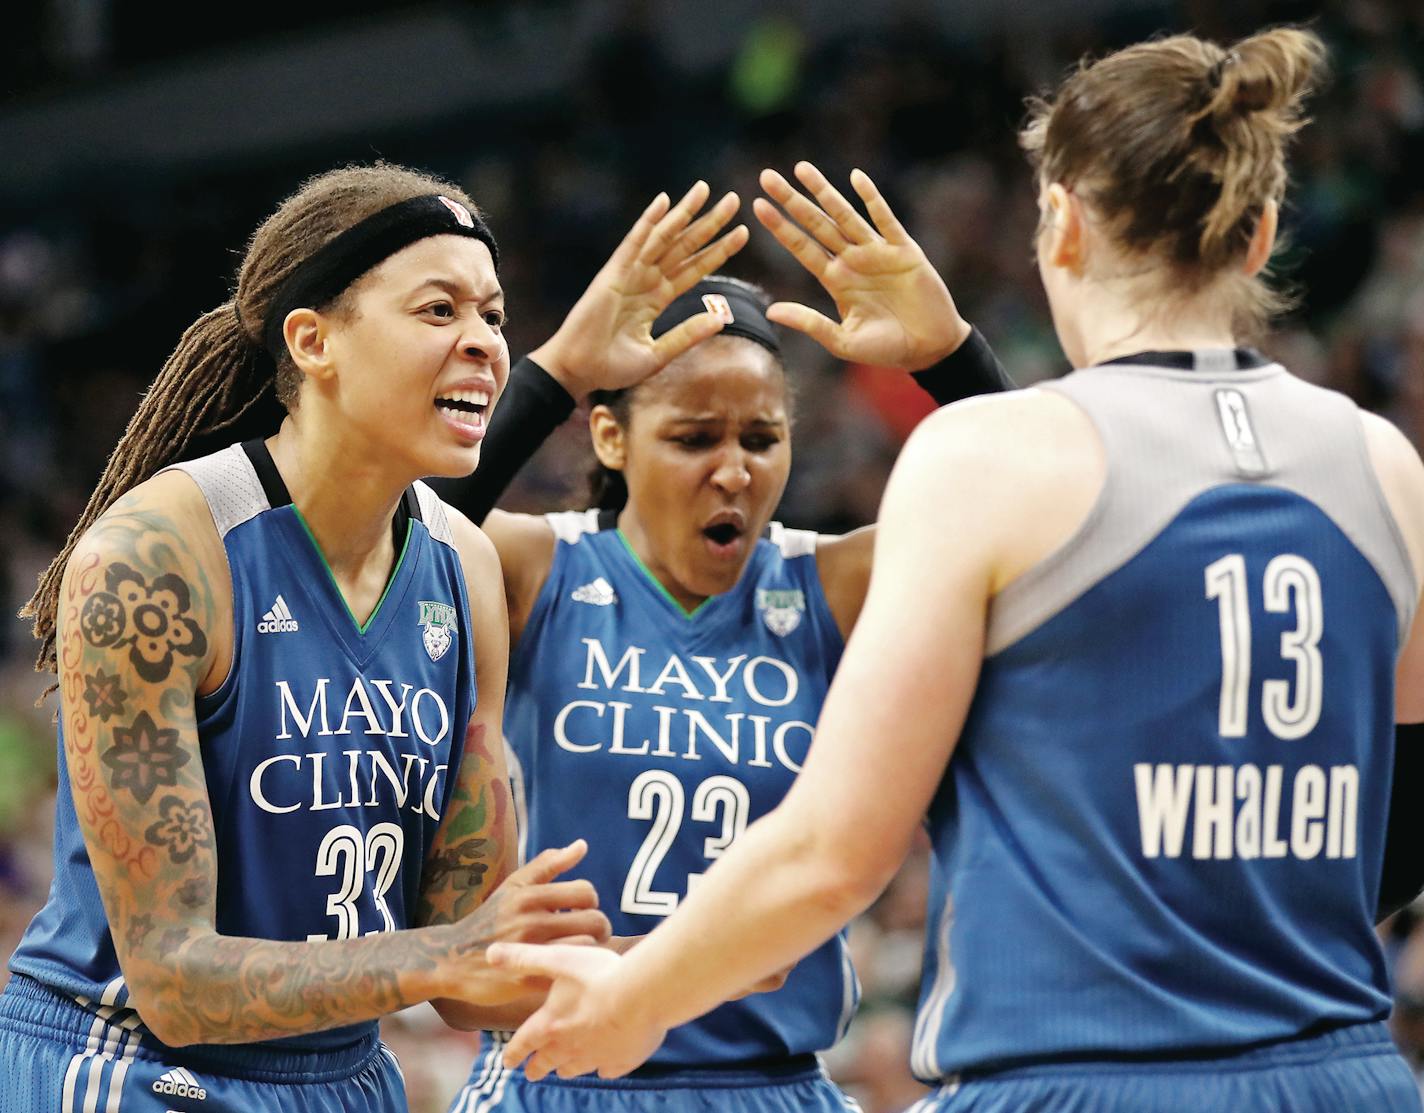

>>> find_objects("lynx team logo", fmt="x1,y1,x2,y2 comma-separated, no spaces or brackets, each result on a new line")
418,600,457,661
757,589,805,637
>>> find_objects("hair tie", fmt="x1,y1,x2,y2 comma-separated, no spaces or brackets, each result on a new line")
1208,49,1241,89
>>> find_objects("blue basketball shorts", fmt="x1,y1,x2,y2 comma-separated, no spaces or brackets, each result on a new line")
0,974,407,1112
448,1036,860,1113
912,1022,1420,1113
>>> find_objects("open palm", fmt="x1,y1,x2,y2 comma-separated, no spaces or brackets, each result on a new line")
755,162,968,372
532,182,749,398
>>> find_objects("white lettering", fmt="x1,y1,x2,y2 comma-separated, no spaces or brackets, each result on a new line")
578,640,646,692
554,700,606,753
277,678,331,739
1235,763,1262,859
1291,764,1326,859
1327,765,1359,859
1134,763,1193,859
647,654,705,701
339,679,384,736
606,701,646,755
1192,765,1234,860
368,680,413,738
1262,765,1288,858
250,755,302,814
691,655,747,703
411,689,451,747
772,720,812,772
424,764,448,820
684,709,737,764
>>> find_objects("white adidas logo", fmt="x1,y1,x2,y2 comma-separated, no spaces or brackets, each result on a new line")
257,594,299,634
152,1067,207,1101
571,577,617,606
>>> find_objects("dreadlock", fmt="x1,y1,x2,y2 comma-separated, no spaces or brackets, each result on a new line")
23,162,483,691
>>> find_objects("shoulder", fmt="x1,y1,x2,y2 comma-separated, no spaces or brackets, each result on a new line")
1359,411,1424,587
436,497,502,588
72,470,224,574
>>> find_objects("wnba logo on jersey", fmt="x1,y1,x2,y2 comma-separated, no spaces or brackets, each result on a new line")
418,600,457,661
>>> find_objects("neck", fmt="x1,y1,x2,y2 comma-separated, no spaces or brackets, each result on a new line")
616,509,708,616
1071,276,1238,368
266,416,409,573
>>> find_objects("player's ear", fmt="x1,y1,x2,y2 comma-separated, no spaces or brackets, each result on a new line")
1042,183,1087,276
283,308,337,384
589,406,628,471
1244,200,1278,278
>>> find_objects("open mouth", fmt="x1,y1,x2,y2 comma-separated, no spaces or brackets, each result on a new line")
435,389,491,423
703,521,742,546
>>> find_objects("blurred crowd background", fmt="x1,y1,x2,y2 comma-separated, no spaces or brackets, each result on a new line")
2,0,1423,1108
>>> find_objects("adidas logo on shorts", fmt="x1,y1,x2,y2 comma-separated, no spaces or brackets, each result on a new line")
257,594,299,634
152,1067,207,1101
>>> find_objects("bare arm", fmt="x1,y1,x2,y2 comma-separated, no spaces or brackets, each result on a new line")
420,510,609,1031
63,477,597,1048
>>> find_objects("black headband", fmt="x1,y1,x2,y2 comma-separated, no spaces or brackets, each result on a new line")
262,193,499,359
652,280,780,355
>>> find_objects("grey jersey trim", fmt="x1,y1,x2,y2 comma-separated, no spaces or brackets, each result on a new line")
986,364,1419,656
413,481,456,549
162,444,270,540
545,509,602,544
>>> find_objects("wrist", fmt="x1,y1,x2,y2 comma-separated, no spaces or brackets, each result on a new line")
528,337,591,401
905,316,973,373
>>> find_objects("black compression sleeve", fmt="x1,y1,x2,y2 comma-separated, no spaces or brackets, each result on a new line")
1378,721,1424,923
444,356,576,525
910,326,1016,406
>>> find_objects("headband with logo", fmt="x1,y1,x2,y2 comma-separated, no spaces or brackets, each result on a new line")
262,193,499,359
651,279,781,355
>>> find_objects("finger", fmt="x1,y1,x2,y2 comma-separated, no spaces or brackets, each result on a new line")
516,878,601,910
793,160,876,246
487,941,589,981
523,909,612,944
752,198,829,281
661,191,741,270
511,840,588,886
649,311,726,366
850,167,912,245
639,180,711,265
668,225,750,297
765,302,845,357
502,1016,543,1071
759,167,850,255
607,193,671,269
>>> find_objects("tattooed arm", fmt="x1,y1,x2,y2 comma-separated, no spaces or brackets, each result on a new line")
417,508,610,1031
61,473,599,1047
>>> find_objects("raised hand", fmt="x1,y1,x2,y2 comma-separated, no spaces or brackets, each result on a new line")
531,182,750,399
488,941,666,1080
754,161,970,371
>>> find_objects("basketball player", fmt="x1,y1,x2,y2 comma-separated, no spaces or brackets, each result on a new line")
486,28,1424,1111
0,163,738,1111
444,162,1010,1112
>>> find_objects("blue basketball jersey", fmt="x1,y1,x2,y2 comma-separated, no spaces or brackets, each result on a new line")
10,441,477,1060
502,512,857,1066
909,353,1419,1082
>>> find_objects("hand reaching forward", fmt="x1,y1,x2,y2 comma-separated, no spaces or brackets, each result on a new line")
441,841,612,1008
531,182,750,399
487,942,666,1080
755,161,970,371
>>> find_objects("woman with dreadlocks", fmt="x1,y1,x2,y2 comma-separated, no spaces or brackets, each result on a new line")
0,163,742,1112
